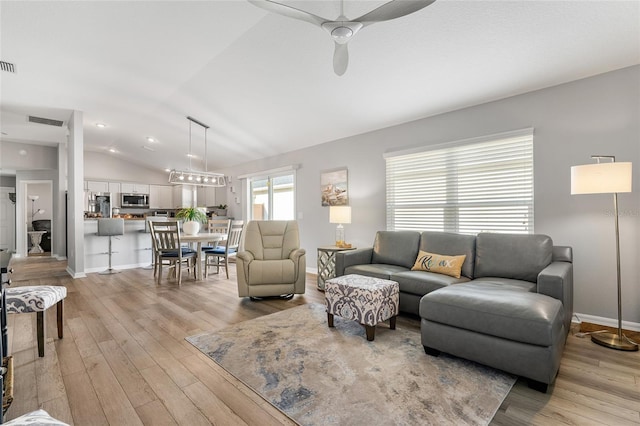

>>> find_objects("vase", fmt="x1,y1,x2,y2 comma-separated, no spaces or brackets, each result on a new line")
182,221,200,235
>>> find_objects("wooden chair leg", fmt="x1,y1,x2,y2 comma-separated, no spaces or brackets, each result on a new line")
224,256,229,279
56,300,64,339
36,311,45,357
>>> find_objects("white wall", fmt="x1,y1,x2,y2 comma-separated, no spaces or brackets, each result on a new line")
218,65,640,325
84,151,170,184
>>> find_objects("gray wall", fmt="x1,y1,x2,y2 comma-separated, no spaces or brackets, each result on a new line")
0,176,16,187
219,65,640,325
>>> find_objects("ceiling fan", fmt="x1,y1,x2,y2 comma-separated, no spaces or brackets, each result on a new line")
249,0,436,76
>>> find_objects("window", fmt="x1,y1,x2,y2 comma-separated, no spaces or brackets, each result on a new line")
385,130,534,234
248,170,296,220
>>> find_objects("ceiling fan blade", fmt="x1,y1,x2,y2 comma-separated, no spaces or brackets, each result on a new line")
333,42,349,76
356,0,436,27
248,0,327,27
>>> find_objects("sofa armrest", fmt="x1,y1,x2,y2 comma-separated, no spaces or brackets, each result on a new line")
289,248,306,262
335,248,373,276
537,261,573,332
237,251,254,263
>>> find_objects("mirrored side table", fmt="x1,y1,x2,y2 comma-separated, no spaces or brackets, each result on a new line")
317,246,357,291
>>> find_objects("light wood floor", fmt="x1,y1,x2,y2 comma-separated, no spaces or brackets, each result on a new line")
4,257,639,425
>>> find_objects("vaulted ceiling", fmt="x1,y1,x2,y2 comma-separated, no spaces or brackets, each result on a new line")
1,1,638,175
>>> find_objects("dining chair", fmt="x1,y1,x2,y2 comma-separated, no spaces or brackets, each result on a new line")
203,219,231,251
150,221,197,285
204,220,244,279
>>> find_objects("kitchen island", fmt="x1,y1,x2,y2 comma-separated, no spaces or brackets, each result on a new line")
84,219,153,273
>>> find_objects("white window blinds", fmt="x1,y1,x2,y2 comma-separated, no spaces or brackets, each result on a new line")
385,130,534,234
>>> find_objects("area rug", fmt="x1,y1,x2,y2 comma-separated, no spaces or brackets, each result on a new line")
186,303,515,426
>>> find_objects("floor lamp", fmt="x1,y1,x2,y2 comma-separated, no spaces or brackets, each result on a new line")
571,156,637,351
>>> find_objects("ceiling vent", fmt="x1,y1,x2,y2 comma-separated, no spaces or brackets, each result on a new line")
28,115,64,127
0,61,16,73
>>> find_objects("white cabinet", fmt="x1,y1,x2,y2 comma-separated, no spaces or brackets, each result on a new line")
86,180,109,192
196,186,216,207
149,185,174,209
109,182,121,207
121,183,150,194
172,185,195,208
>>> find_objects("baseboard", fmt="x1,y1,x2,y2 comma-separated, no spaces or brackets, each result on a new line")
84,262,149,274
573,312,640,332
306,267,318,275
66,266,86,279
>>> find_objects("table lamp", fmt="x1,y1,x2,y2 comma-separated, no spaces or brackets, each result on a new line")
329,206,351,248
571,156,637,351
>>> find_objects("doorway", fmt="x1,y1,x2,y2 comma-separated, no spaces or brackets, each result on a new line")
24,181,53,257
0,187,16,251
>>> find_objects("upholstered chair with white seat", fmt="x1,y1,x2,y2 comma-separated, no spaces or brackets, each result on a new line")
5,285,67,357
236,220,306,299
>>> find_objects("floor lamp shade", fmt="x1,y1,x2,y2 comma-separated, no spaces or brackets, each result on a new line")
571,162,632,194
570,158,636,351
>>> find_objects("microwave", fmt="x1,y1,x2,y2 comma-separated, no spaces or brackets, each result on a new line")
121,193,149,207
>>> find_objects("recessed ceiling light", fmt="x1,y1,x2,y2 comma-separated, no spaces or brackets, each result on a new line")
109,148,116,153
146,137,155,143
96,123,106,128
164,168,171,172
19,149,27,156
186,153,195,158
142,145,155,152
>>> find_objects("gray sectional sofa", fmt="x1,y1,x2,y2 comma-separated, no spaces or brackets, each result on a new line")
335,230,573,392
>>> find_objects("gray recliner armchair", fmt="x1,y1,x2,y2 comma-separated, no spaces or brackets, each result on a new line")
236,220,306,299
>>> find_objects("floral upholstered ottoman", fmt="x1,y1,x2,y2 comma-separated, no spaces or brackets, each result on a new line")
325,274,399,341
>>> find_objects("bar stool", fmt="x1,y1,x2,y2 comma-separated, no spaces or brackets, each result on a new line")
5,285,67,357
97,218,125,274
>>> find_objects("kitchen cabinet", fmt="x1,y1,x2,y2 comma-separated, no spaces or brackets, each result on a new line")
86,180,109,192
121,183,150,194
109,182,121,208
196,186,216,207
173,185,195,208
149,185,174,209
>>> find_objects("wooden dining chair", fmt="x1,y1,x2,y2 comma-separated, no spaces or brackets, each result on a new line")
204,220,244,279
203,219,231,251
150,221,197,285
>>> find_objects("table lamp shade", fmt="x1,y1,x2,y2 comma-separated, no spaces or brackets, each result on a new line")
571,162,632,194
329,206,351,224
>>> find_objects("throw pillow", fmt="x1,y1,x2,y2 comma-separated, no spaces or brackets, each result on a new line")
411,250,466,279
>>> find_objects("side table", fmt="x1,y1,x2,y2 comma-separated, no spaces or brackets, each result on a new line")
27,231,47,254
316,246,356,291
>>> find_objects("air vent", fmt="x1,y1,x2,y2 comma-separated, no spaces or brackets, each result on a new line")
28,116,64,127
0,61,16,73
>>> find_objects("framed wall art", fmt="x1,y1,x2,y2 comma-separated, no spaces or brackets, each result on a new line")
321,168,348,206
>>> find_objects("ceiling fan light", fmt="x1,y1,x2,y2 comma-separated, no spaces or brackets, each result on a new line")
331,26,353,41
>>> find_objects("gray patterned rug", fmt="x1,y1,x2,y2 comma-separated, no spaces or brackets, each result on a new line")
186,303,515,426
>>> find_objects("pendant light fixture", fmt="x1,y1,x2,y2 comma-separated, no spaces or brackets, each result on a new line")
168,116,226,187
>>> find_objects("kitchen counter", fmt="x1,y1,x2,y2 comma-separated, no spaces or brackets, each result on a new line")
84,219,152,273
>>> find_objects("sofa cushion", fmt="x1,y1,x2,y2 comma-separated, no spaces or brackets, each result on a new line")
345,264,408,280
474,233,553,283
471,277,537,293
420,282,563,347
392,270,470,296
411,250,466,278
420,231,476,279
371,231,420,269
247,259,295,284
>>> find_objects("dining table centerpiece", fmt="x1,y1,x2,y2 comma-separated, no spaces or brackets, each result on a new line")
176,207,207,235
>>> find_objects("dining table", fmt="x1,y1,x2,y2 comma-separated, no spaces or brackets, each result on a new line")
181,232,227,280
